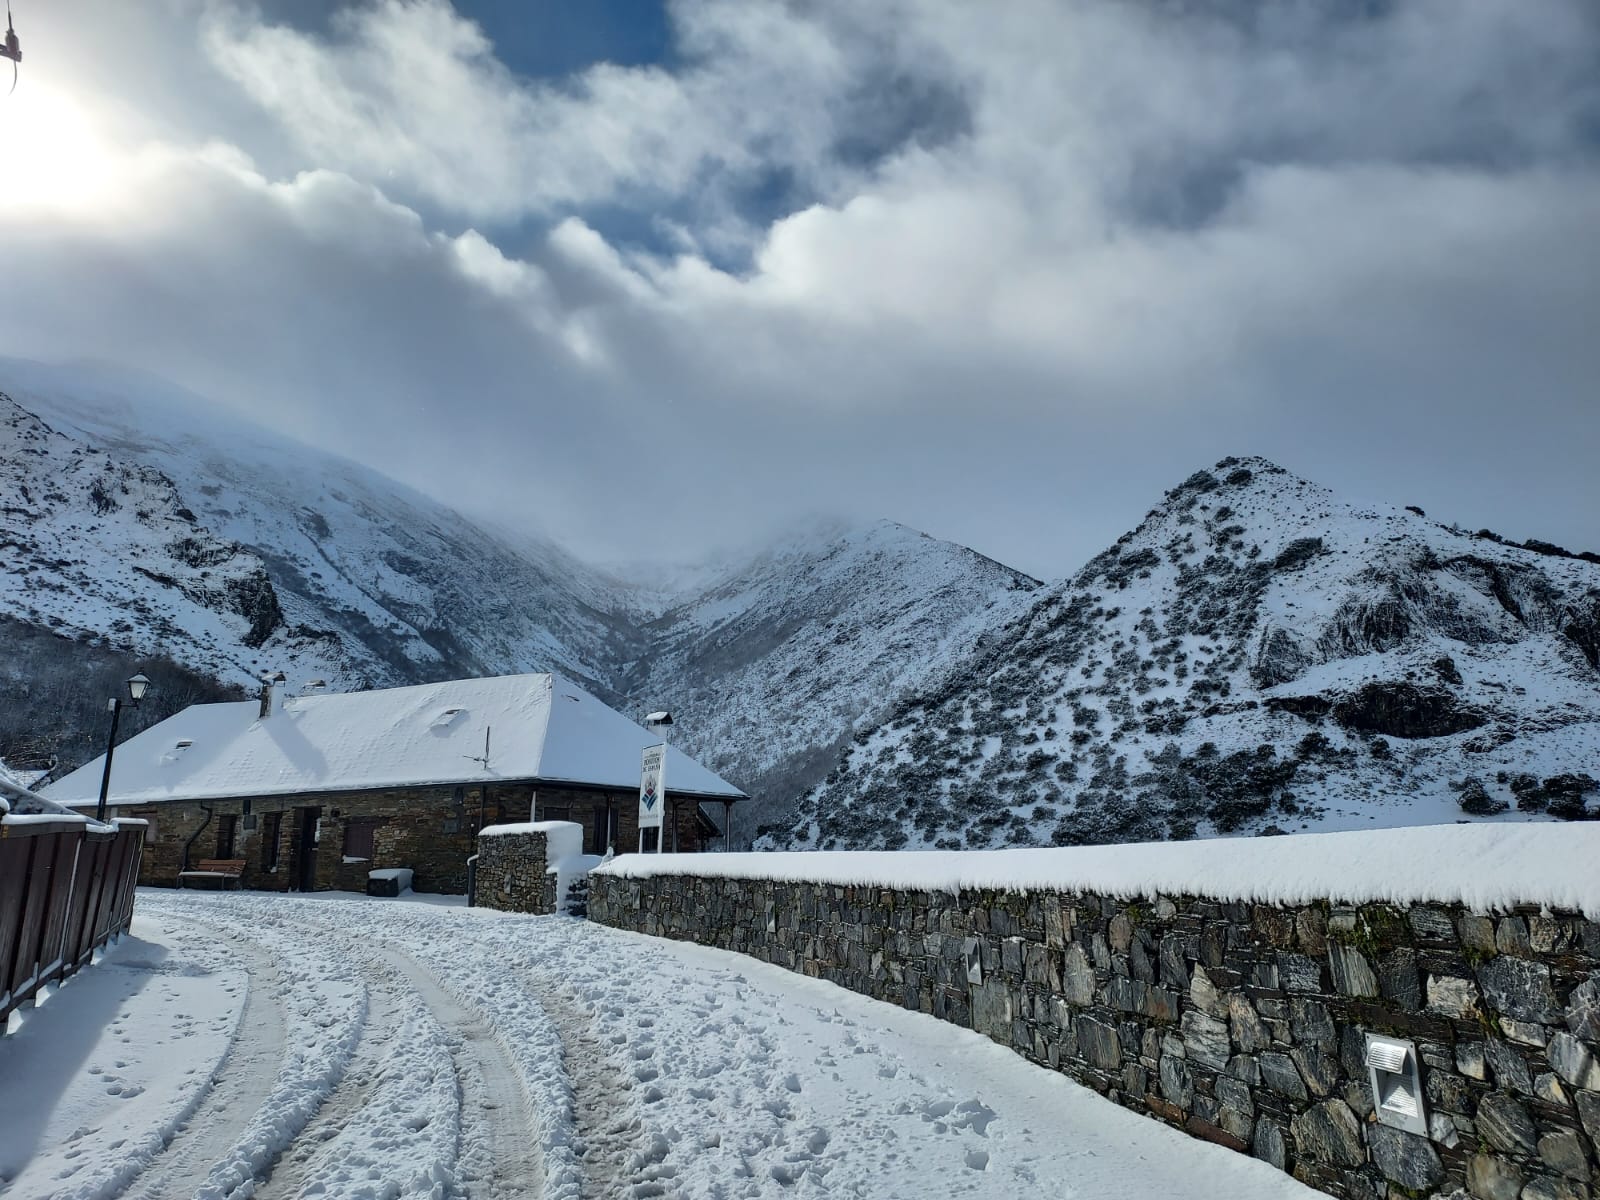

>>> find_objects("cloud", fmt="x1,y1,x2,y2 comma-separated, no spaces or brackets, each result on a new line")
0,0,1596,577
200,0,968,232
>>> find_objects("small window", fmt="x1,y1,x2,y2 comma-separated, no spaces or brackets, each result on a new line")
342,818,378,860
588,809,613,855
442,816,460,834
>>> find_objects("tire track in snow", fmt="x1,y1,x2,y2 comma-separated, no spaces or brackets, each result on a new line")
131,899,367,1200
250,955,407,1200
376,947,543,1200
119,925,287,1200
540,986,650,1200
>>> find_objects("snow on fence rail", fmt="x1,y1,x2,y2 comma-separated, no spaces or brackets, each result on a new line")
594,821,1600,918
1,778,146,1027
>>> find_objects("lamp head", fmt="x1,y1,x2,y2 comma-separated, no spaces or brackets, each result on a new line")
126,674,152,704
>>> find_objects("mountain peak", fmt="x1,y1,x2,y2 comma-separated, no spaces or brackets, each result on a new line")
772,457,1600,852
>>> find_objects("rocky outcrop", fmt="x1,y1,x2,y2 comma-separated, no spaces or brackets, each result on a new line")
226,570,285,649
1331,682,1486,739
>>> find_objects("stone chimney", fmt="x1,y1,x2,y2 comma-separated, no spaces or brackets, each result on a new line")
258,671,287,719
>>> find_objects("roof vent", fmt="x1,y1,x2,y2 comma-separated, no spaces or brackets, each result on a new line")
175,739,193,750
431,707,465,730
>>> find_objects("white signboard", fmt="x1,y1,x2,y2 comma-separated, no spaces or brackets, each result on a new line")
638,744,666,843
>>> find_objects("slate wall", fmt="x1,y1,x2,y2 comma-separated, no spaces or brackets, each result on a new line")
589,874,1600,1200
474,828,554,914
102,783,535,894
102,781,687,894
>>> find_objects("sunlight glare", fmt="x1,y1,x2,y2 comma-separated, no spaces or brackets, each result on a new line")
0,82,119,213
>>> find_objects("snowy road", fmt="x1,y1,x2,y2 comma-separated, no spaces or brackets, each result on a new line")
1,892,1317,1200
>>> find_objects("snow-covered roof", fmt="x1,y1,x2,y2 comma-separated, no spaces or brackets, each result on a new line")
44,674,747,807
0,757,51,794
0,768,102,825
596,822,1600,918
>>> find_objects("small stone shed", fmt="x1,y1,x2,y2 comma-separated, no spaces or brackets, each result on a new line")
44,673,747,894
474,820,588,914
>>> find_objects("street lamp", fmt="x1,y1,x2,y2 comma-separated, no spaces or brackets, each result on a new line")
96,674,151,823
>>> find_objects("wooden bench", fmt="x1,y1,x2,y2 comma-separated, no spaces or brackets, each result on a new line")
177,858,247,889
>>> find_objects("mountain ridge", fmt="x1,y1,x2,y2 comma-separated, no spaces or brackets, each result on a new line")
0,361,1036,827
771,455,1600,849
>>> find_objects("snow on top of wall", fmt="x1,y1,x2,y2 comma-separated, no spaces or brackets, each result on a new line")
481,819,586,876
0,811,91,826
479,818,603,915
43,675,745,807
596,823,1600,918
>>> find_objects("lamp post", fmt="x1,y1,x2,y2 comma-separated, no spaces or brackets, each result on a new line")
96,674,151,823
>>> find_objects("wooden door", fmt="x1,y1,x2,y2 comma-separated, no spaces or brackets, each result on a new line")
293,807,320,892
260,811,282,873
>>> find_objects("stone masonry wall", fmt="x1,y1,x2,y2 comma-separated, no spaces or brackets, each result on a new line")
589,875,1600,1200
104,782,693,894
474,828,553,914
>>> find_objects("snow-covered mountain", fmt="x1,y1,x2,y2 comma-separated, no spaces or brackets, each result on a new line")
0,360,1035,819
0,390,320,681
2,358,639,697
774,457,1600,849
624,520,1039,822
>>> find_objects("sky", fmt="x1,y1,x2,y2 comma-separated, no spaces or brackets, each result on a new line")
0,0,1596,580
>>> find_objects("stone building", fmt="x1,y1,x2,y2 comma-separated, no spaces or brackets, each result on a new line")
44,673,746,894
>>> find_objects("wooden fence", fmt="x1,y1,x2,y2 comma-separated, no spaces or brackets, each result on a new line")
0,814,145,1028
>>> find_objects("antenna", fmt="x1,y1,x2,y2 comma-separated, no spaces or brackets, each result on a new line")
2,4,21,95
464,726,492,772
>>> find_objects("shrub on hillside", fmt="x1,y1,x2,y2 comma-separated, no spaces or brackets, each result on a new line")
1455,777,1507,816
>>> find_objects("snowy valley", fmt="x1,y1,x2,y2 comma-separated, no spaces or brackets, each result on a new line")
0,361,1034,827
4,362,1597,846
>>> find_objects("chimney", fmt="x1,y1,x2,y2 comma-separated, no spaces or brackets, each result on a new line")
258,671,287,719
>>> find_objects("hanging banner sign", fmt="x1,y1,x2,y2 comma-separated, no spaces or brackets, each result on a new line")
638,744,666,835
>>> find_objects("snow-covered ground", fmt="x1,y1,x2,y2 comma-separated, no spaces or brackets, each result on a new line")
0,891,1314,1200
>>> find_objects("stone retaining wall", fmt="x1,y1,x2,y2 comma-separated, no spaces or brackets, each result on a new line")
474,828,557,914
589,874,1600,1200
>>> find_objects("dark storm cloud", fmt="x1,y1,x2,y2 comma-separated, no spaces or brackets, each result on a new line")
0,0,1596,578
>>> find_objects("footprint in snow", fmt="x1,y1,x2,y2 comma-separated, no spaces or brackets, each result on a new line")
953,1099,998,1135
